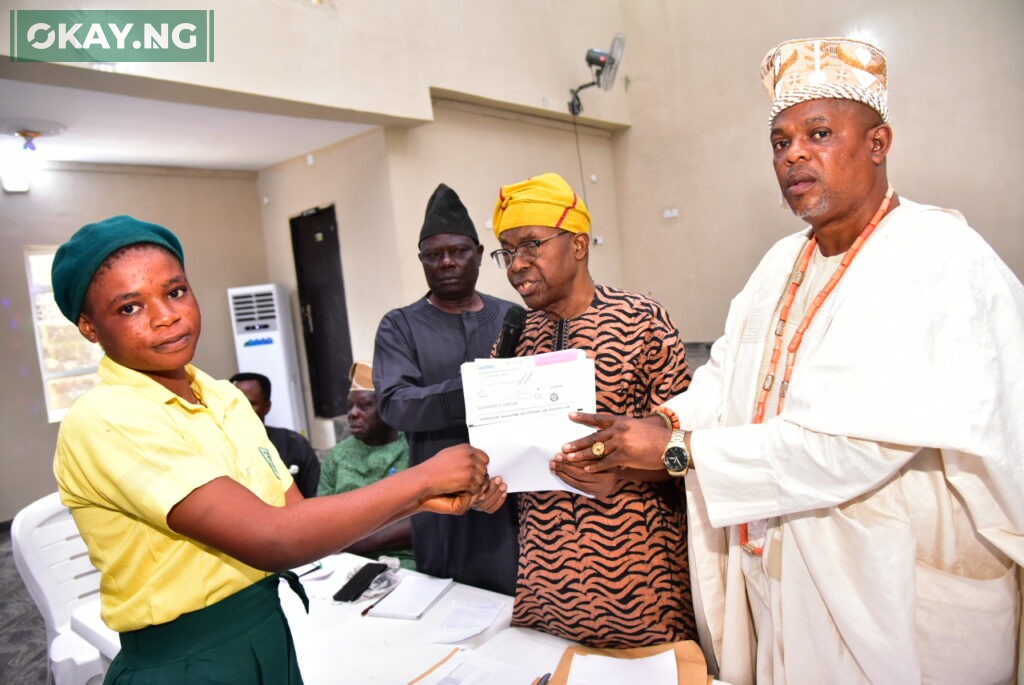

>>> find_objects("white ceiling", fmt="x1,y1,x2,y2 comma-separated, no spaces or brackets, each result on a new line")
0,78,375,171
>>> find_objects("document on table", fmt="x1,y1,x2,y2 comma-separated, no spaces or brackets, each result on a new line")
461,350,596,495
409,648,529,685
366,574,453,619
568,649,678,684
426,593,506,643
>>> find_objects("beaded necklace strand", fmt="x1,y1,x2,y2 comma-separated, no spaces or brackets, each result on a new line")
741,185,895,556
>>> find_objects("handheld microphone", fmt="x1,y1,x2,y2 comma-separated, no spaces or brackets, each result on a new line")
496,306,527,358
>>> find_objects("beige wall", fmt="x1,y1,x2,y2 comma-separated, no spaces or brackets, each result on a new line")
0,0,629,127
256,128,400,448
0,165,264,520
615,0,1024,340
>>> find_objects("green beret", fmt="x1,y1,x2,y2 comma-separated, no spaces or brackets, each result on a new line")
51,215,185,324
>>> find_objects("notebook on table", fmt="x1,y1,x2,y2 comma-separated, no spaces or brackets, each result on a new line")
366,575,454,619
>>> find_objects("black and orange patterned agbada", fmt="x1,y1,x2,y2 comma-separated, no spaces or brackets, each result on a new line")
511,283,697,647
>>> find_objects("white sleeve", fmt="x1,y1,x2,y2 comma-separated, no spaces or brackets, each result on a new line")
691,419,918,527
663,333,728,430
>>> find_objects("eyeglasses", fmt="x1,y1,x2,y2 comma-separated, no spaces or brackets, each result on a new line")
490,231,571,269
418,245,476,266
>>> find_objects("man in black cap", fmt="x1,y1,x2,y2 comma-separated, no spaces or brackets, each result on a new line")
372,183,520,595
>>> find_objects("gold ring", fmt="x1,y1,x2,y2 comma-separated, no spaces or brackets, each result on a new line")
592,441,605,457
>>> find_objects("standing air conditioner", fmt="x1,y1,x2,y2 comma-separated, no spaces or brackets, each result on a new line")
227,283,308,436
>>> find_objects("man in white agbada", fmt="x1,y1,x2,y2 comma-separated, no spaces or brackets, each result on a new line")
559,36,1024,684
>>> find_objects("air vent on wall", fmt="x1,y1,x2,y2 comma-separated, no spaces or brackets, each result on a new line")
227,283,307,435
230,290,280,334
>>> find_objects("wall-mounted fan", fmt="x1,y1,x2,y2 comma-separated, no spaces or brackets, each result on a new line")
568,32,625,116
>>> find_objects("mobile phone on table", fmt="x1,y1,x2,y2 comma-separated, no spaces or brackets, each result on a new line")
332,562,388,602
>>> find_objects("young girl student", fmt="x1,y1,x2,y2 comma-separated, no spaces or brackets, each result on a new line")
50,215,489,683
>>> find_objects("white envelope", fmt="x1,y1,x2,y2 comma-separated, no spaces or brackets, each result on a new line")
462,350,596,495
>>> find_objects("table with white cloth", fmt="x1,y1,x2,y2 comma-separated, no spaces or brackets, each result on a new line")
70,552,574,683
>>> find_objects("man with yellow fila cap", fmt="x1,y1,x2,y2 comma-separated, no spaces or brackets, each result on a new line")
559,37,1024,683
476,172,698,648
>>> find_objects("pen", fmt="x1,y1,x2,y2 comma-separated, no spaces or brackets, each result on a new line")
359,585,398,617
537,674,551,685
297,561,323,578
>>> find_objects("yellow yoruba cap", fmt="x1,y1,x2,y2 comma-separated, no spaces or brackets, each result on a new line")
760,37,888,125
492,172,590,239
349,361,374,391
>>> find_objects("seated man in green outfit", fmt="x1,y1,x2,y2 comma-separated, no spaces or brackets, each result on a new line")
319,361,415,569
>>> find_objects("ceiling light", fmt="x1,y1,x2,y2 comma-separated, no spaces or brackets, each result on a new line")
0,118,65,193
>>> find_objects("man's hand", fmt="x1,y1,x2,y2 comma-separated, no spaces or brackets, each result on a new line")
559,412,672,473
416,443,489,495
550,458,620,498
421,491,477,515
413,443,489,516
471,476,508,514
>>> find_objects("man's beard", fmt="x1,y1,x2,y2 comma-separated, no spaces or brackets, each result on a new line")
789,192,832,221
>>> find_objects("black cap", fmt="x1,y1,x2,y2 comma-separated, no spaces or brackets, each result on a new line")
418,183,478,245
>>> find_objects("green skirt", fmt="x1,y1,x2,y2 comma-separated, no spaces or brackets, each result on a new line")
104,573,308,684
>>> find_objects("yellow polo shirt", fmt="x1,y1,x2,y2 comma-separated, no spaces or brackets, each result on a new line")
54,356,294,632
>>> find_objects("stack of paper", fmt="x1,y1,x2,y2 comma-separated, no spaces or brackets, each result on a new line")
366,575,453,619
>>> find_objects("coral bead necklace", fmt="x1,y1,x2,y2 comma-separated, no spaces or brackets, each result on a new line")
741,185,895,556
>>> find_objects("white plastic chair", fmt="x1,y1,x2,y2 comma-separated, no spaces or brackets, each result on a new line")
11,492,106,685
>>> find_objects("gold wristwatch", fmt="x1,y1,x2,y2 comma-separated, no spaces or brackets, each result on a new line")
662,429,690,477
